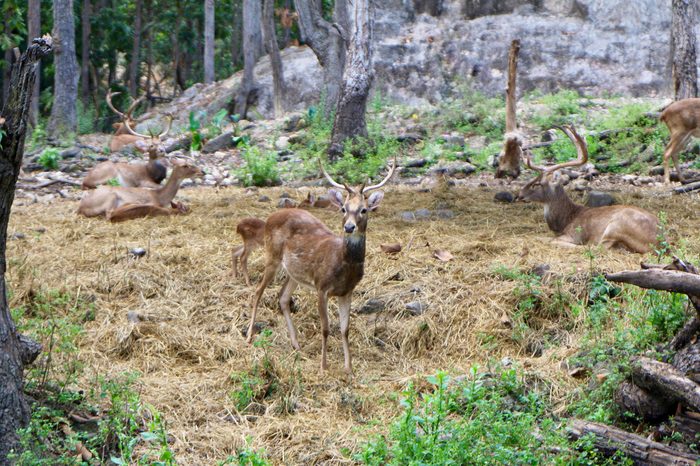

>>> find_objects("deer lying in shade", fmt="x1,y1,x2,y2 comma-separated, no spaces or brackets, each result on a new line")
78,159,203,222
517,126,659,253
246,158,397,378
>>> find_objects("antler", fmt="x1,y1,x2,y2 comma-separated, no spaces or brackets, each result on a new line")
523,125,588,177
362,157,397,193
106,90,145,121
122,118,152,139
159,115,173,139
319,159,348,190
123,116,173,141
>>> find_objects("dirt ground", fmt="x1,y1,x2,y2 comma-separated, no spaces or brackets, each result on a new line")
6,175,700,465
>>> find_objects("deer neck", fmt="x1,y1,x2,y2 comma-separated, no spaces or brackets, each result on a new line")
543,184,585,233
343,234,366,265
146,152,167,183
154,168,186,206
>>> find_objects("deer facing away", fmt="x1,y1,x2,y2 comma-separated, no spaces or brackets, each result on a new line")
518,126,659,253
231,217,265,285
246,159,397,377
82,91,170,190
78,159,203,222
660,98,700,184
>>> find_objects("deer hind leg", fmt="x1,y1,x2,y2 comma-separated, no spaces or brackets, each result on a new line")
663,131,691,184
107,203,175,222
317,291,329,373
240,243,255,286
337,293,353,378
278,277,300,350
231,245,244,279
246,260,279,344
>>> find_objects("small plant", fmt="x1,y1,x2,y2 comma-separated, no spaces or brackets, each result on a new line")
189,110,205,151
230,114,250,147
229,329,278,411
219,437,271,465
37,147,61,170
236,145,280,187
107,177,121,186
206,108,229,137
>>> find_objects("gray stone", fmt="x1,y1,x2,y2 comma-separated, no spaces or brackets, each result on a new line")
358,299,386,315
405,301,428,316
202,131,234,153
129,248,147,258
274,136,290,151
494,191,515,203
60,147,81,158
429,162,476,178
405,158,428,168
399,211,416,222
585,191,616,207
278,198,297,208
414,208,432,219
258,195,271,202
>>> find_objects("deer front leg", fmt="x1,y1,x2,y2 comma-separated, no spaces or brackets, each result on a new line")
663,132,691,184
278,277,300,350
317,291,329,373
246,263,278,344
231,245,243,278
337,293,353,378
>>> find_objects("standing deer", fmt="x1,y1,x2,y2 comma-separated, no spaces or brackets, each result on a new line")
231,217,265,285
518,126,659,253
660,98,700,184
246,159,397,377
78,159,203,222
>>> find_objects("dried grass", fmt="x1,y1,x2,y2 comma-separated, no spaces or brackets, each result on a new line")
6,176,700,464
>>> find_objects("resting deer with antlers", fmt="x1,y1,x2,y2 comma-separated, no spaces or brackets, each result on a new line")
518,126,659,253
78,159,203,222
660,98,700,184
246,159,397,377
231,217,265,285
82,92,170,190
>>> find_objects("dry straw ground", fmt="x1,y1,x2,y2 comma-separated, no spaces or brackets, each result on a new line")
6,176,700,464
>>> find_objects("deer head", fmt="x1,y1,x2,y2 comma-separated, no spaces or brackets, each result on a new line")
320,158,396,235
517,125,588,203
106,90,145,136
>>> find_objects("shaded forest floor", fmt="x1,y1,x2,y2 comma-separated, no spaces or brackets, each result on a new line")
7,174,700,464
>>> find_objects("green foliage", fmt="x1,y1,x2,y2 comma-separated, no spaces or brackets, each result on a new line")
218,438,271,466
236,145,280,187
107,177,121,186
229,330,278,411
529,90,585,130
439,84,505,140
37,147,61,170
326,137,399,185
189,110,205,151
207,109,229,137
77,101,97,135
27,122,48,152
356,368,630,465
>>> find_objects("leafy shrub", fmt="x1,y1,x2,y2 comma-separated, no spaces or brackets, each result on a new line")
229,329,278,411
77,101,97,134
236,145,280,187
189,110,205,151
37,147,60,170
530,90,585,130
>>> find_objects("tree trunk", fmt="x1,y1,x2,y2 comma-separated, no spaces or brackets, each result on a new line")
262,0,285,117
234,0,263,119
145,0,153,103
2,20,14,107
496,39,522,179
203,0,215,84
128,0,142,97
294,0,348,115
0,36,52,465
27,0,42,126
231,0,243,68
671,0,698,100
329,0,372,156
80,0,91,105
567,419,700,465
631,356,700,412
614,380,675,422
605,269,700,303
172,0,184,92
48,0,80,141
282,0,292,47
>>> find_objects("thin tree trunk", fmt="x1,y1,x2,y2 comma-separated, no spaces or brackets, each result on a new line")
496,39,522,179
28,0,42,126
231,0,243,67
282,0,292,47
204,0,215,84
262,0,285,117
128,0,142,97
2,20,13,107
145,0,153,104
672,0,698,100
48,0,80,141
0,36,52,465
235,0,263,119
80,0,91,105
329,0,372,155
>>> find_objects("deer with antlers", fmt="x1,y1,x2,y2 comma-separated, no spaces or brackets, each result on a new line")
82,92,171,190
518,126,659,253
78,159,203,222
246,159,397,377
660,98,700,184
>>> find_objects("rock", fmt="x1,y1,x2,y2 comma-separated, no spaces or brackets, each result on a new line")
530,263,551,278
494,191,515,203
405,301,428,316
397,133,424,144
278,198,297,208
649,166,664,176
399,211,416,222
443,132,465,147
636,176,655,185
258,195,271,202
279,192,291,199
414,208,431,220
573,179,589,191
129,248,147,258
358,299,386,315
203,174,217,184
434,209,455,219
283,113,307,132
60,147,81,158
585,191,616,207
11,232,25,240
220,178,235,187
202,131,233,153
405,158,428,168
274,136,290,151
621,174,637,184
429,162,476,178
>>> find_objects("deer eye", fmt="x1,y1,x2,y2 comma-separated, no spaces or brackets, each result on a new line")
361,208,368,214
341,207,346,213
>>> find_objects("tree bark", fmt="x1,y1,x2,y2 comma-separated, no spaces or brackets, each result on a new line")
231,0,243,68
80,0,91,105
329,0,372,156
0,35,52,465
496,39,522,179
27,0,42,126
128,0,142,97
631,356,700,412
294,0,348,115
48,0,79,141
567,419,700,465
234,0,263,119
203,0,215,84
605,269,700,302
262,0,285,117
3,18,15,108
671,0,698,100
614,380,675,422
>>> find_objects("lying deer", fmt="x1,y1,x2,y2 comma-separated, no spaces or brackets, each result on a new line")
518,126,659,253
246,159,397,377
78,159,203,222
106,91,146,152
298,192,332,209
660,98,700,184
231,217,265,285
82,92,170,190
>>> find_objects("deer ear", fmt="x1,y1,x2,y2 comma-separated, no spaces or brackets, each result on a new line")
367,191,384,211
328,189,344,209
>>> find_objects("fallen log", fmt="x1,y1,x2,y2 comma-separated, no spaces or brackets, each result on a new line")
670,317,700,351
614,380,674,422
568,419,700,465
631,356,700,412
605,270,700,300
674,180,700,194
